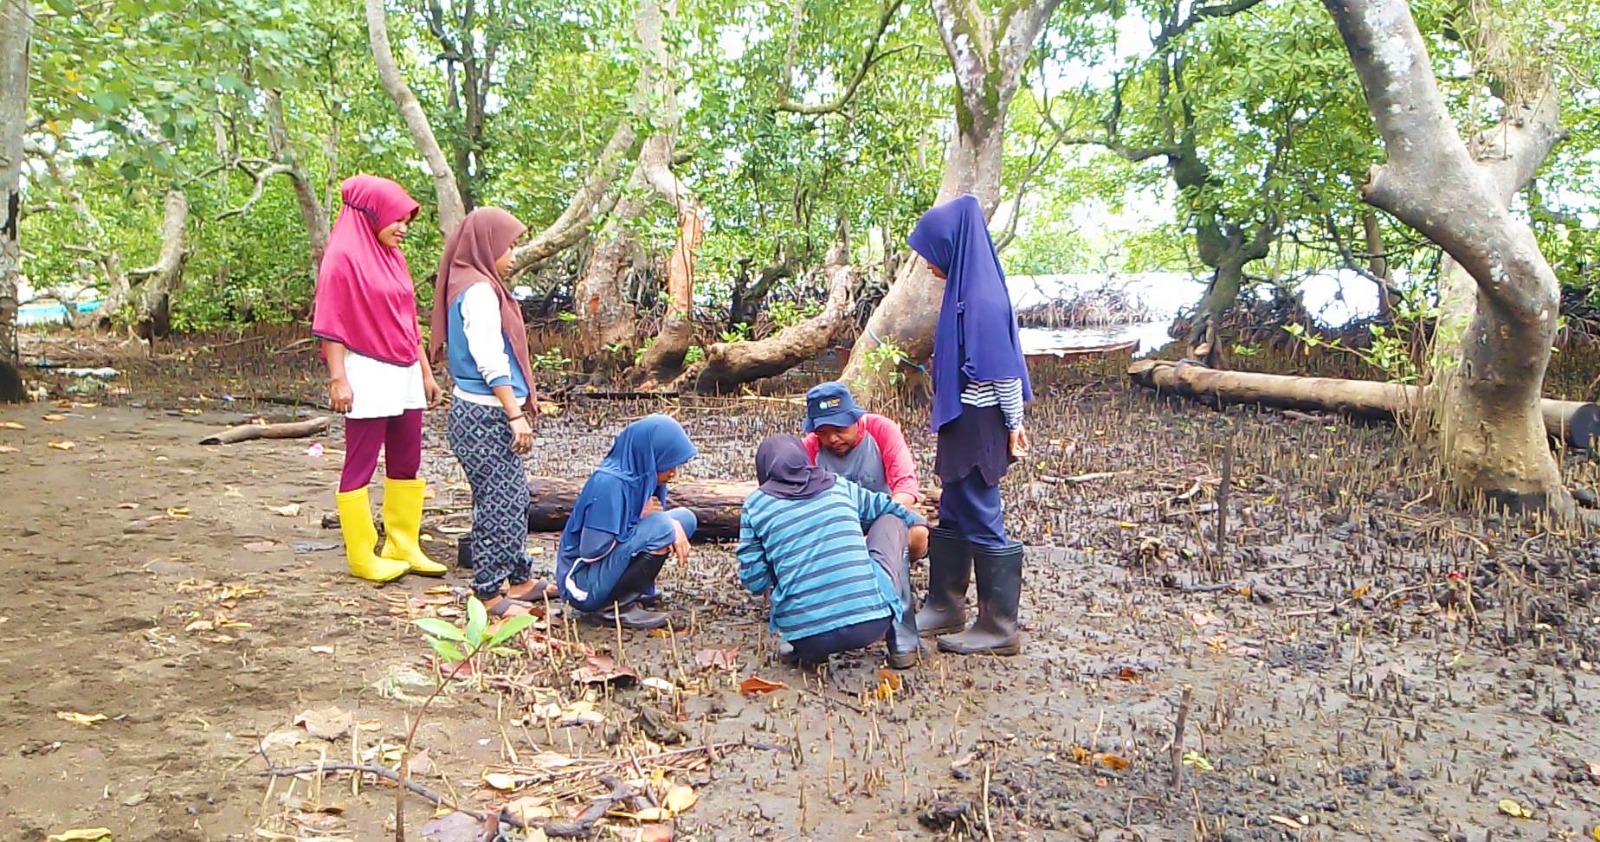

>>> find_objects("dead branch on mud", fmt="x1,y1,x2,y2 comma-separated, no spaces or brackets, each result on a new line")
200,416,330,445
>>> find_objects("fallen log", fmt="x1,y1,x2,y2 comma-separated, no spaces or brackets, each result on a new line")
526,476,940,540
1127,359,1600,450
200,416,331,445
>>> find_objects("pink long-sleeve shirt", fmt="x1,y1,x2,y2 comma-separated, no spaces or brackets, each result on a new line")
802,413,921,502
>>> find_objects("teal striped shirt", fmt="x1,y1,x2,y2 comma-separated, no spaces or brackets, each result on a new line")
737,478,925,640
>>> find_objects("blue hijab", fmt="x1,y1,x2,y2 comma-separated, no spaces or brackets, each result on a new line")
908,194,1032,431
559,415,697,552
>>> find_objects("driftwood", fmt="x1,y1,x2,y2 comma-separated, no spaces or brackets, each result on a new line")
200,416,331,445
1127,359,1600,450
527,475,940,539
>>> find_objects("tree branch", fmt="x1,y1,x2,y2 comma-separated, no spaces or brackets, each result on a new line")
777,0,908,115
216,163,294,221
507,121,640,277
366,0,466,234
1153,0,1270,49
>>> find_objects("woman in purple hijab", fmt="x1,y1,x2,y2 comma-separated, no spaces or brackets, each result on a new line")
906,194,1029,657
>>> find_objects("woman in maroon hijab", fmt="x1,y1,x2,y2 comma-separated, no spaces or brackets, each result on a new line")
312,175,446,583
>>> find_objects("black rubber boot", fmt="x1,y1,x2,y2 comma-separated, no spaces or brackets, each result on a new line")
589,553,669,630
937,542,1022,656
885,549,923,669
915,527,972,637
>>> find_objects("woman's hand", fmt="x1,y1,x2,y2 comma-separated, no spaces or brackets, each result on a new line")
330,377,354,414
423,371,442,408
1008,427,1030,459
509,415,534,454
670,519,691,567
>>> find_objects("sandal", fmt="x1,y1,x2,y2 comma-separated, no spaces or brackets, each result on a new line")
482,595,532,618
506,578,560,601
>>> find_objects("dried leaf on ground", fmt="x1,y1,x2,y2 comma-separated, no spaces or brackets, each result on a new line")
165,506,190,519
1093,753,1130,772
1498,798,1533,819
0,421,23,430
641,676,677,693
483,771,519,791
268,502,302,517
739,676,786,695
504,795,554,822
293,705,354,740
259,729,307,752
694,648,739,670
43,414,66,422
664,784,697,813
48,441,76,451
310,645,334,655
639,827,672,842
405,749,433,777
571,654,638,686
55,711,107,726
418,811,483,842
243,541,278,553
623,807,673,822
47,830,111,842
0,445,17,454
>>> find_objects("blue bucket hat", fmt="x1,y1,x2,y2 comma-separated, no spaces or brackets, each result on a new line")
804,382,866,433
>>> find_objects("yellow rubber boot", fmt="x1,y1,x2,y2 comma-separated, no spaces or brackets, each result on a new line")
337,487,410,583
379,478,447,576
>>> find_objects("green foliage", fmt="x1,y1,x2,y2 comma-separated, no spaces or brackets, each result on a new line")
415,596,536,665
853,339,908,387
533,348,572,370
1283,297,1438,385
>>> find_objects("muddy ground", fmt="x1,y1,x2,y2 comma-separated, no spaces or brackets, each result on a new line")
1,330,1598,842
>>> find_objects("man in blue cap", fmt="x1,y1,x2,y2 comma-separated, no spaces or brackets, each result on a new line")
801,380,929,665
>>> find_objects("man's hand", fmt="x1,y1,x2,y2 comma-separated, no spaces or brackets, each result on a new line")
642,497,664,517
670,519,691,566
330,377,354,414
1008,428,1030,459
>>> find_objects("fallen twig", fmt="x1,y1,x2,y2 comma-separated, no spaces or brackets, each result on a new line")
261,762,524,829
1170,684,1193,789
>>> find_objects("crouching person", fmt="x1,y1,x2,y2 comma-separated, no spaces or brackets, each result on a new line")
555,415,698,630
737,435,929,669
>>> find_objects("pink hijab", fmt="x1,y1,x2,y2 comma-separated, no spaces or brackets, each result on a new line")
311,175,422,367
428,207,536,402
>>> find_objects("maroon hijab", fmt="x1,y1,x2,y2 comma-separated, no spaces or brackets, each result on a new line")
428,207,535,401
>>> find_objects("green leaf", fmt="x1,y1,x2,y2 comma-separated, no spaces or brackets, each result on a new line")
466,597,489,648
429,638,467,663
486,613,538,648
414,617,467,642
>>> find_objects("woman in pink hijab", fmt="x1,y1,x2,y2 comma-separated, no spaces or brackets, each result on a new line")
312,175,446,583
428,207,555,616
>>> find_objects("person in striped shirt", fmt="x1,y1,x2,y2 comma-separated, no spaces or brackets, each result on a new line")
737,435,929,668
906,194,1031,657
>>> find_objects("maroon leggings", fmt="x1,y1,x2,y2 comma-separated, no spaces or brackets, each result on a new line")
340,409,424,492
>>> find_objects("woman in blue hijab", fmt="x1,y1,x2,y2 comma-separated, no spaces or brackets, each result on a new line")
906,194,1029,657
555,415,699,629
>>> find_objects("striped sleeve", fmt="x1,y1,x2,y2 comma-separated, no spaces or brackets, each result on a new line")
735,499,772,594
961,378,1025,430
843,479,925,530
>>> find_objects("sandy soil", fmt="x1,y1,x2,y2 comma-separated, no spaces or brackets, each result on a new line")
1,333,1598,842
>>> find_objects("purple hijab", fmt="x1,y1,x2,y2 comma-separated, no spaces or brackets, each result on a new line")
908,194,1032,432
755,435,837,500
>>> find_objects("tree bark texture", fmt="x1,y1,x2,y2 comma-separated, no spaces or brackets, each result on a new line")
0,0,29,401
125,190,190,339
1322,0,1566,510
1127,359,1600,451
838,0,1063,396
686,243,855,394
508,121,639,277
264,90,331,270
628,0,704,385
366,0,466,236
